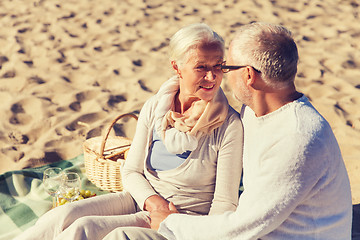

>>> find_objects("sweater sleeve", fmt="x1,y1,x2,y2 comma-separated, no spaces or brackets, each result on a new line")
208,110,243,215
158,134,329,240
122,98,158,210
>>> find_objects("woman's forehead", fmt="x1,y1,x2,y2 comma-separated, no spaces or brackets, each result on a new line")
186,45,223,63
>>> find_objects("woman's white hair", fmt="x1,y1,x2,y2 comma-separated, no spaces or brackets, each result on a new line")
231,22,299,88
169,23,225,66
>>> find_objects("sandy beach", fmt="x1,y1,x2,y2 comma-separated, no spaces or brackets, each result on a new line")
0,0,359,204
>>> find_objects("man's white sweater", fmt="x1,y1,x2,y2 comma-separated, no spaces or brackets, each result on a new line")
159,95,352,240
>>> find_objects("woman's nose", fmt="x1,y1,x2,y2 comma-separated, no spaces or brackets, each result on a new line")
205,70,216,81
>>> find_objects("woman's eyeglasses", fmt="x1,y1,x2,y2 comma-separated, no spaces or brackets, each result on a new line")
221,61,261,73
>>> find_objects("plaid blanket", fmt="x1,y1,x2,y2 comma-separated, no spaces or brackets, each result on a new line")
0,155,109,240
2,156,357,239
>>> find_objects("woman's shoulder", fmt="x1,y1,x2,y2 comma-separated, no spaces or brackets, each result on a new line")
208,105,243,149
225,105,241,124
136,95,159,128
213,105,242,136
141,95,158,112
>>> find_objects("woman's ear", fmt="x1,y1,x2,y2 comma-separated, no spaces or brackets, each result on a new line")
171,61,182,78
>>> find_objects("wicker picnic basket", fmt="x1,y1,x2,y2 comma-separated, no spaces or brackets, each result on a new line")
83,113,138,192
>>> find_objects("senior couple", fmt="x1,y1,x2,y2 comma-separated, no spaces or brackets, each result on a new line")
16,22,352,240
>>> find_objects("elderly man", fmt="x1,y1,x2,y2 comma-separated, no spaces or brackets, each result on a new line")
104,22,352,240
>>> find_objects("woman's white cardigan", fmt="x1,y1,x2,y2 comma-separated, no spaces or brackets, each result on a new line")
122,94,243,215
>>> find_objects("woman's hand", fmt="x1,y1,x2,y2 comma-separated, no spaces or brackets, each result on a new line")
150,202,179,230
143,195,170,212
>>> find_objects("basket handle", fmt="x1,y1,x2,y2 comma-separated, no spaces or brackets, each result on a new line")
100,113,138,157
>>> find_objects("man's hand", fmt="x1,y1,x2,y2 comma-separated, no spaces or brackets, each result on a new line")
150,202,179,230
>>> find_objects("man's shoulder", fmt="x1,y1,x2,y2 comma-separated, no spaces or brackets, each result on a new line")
293,98,332,136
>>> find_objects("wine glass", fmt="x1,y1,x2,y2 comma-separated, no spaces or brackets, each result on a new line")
59,172,81,203
43,167,63,208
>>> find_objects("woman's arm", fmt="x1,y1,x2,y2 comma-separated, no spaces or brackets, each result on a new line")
122,98,166,210
208,110,243,215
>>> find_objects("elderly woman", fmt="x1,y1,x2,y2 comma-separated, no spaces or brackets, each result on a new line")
15,23,243,240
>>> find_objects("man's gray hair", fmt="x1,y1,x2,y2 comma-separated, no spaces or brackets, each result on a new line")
231,22,298,88
169,23,225,66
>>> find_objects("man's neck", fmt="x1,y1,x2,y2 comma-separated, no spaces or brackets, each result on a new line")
252,88,302,117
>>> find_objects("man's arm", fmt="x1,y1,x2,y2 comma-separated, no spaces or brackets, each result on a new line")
154,135,327,240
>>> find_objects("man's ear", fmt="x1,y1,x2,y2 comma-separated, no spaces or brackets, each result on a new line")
171,61,181,78
245,66,258,88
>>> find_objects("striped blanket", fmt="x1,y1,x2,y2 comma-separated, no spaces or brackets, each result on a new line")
0,155,109,240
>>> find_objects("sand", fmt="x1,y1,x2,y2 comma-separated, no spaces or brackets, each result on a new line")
0,0,359,204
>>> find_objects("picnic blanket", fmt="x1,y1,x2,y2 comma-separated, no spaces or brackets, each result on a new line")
1,155,358,240
0,155,109,240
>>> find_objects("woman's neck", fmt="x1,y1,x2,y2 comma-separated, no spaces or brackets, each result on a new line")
174,91,182,113
175,91,200,114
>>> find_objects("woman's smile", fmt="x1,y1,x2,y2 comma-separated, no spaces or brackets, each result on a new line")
199,84,215,91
